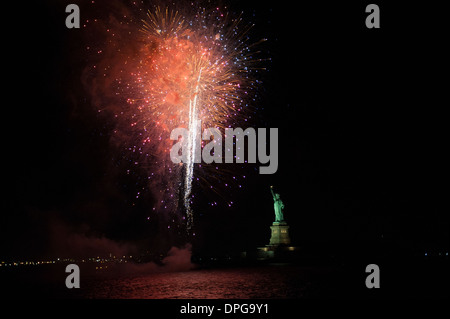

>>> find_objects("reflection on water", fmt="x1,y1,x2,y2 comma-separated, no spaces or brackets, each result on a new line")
2,258,448,299
82,265,314,299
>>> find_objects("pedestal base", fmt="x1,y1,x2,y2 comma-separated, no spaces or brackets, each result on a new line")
255,245,300,261
253,221,298,261
269,222,291,245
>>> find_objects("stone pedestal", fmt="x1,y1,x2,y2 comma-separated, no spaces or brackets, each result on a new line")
254,221,298,261
269,222,291,245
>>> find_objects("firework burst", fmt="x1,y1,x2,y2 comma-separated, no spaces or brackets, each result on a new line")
83,2,265,232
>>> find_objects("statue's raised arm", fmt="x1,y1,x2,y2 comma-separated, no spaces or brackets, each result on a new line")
270,185,276,200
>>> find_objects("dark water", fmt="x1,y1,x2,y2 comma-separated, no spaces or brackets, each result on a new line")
2,264,334,299
2,260,448,299
82,265,329,299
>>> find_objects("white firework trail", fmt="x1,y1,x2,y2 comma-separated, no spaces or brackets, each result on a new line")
184,68,202,230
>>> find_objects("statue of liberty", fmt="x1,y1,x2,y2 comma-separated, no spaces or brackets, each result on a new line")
270,186,285,222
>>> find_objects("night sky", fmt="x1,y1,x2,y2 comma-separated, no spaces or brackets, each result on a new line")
2,0,447,262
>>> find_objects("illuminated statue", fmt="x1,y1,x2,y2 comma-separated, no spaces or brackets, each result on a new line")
270,186,285,222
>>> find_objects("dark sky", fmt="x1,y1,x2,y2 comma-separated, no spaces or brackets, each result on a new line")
2,1,447,260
